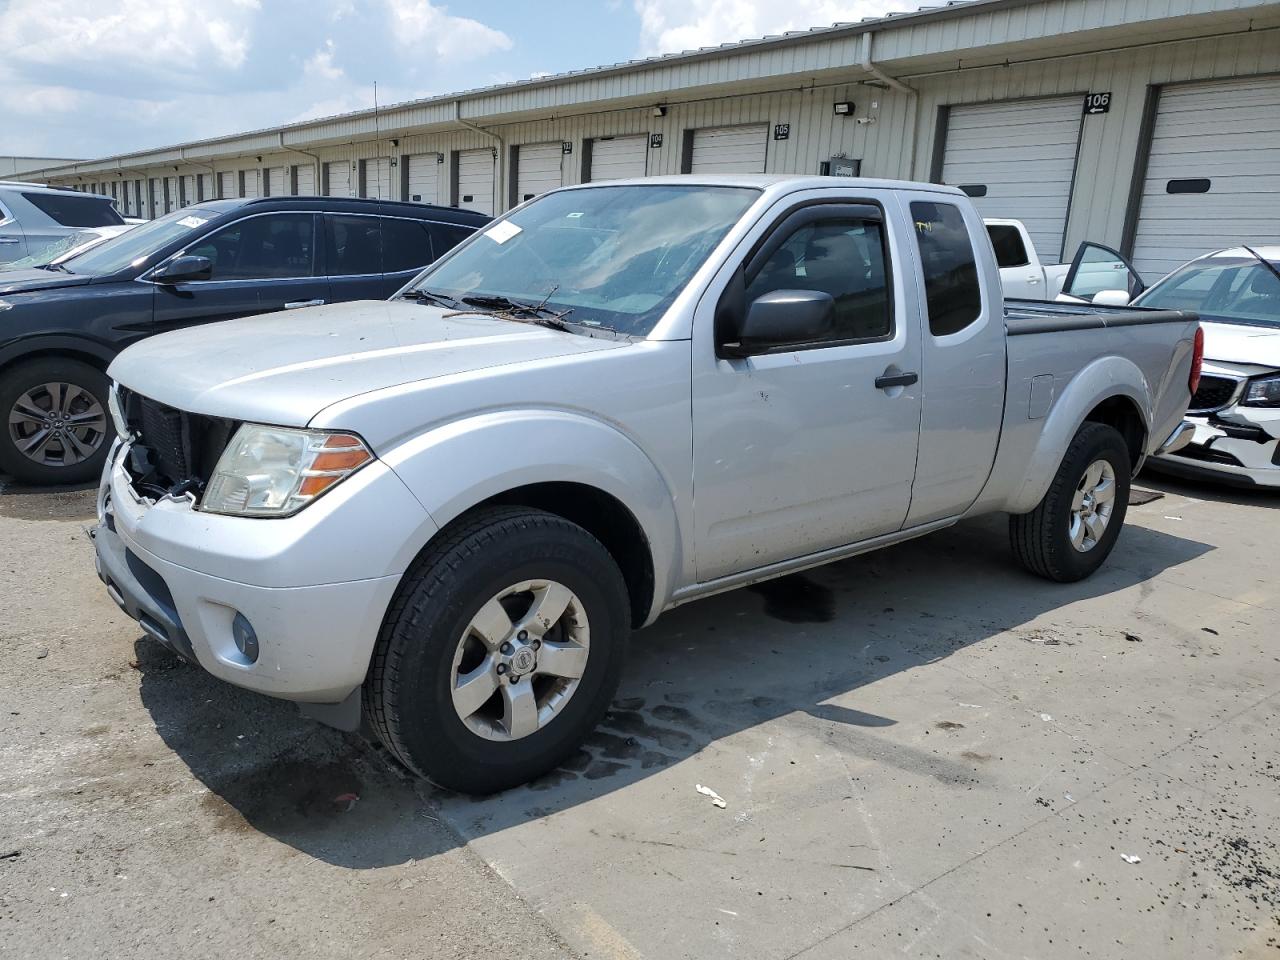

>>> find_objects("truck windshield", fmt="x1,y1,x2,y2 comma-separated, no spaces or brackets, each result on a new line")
62,207,221,277
403,184,759,336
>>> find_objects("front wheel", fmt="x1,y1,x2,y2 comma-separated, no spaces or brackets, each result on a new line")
1009,422,1132,582
0,358,114,485
364,506,631,793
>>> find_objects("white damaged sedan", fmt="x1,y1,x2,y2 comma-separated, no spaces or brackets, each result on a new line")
1134,247,1280,487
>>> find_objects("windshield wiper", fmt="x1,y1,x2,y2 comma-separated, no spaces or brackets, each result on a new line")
1242,245,1280,288
451,288,575,332
37,262,71,273
399,288,461,308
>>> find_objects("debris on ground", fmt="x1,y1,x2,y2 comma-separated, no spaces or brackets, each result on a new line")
0,850,20,861
1202,627,1219,636
934,721,965,731
333,792,360,812
1128,488,1166,505
1123,632,1144,643
35,648,48,659
695,784,727,808
1040,714,1053,722
1121,854,1142,864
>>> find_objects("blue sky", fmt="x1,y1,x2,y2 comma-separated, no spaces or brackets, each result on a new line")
0,0,896,160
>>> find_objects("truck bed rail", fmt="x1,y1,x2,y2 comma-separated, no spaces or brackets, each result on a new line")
1005,300,1196,337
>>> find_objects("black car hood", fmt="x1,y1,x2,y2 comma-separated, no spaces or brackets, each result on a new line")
0,270,96,295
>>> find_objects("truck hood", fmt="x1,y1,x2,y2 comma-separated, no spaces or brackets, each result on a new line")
1202,320,1280,369
0,269,95,295
108,299,627,425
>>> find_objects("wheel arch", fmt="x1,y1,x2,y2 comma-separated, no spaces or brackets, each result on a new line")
0,337,115,379
1004,355,1152,515
378,409,684,626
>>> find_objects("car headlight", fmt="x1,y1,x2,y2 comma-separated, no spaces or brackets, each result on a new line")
1242,372,1280,408
201,424,373,517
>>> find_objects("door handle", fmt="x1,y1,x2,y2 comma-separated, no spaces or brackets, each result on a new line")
0,237,20,244
875,371,918,390
1027,276,1041,284
284,299,325,309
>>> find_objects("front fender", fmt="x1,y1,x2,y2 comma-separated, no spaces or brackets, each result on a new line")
378,409,683,624
1005,355,1151,514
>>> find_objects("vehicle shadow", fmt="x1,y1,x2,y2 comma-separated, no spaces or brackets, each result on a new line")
135,512,1213,869
1139,467,1280,509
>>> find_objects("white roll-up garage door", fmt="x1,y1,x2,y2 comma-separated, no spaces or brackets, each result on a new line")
1130,76,1280,281
941,96,1083,262
294,164,315,196
164,176,178,213
218,172,236,199
406,154,439,205
325,161,351,197
456,149,495,215
516,143,563,203
180,175,195,207
197,173,213,202
241,170,260,199
690,124,768,174
362,157,392,199
588,135,648,181
266,167,286,197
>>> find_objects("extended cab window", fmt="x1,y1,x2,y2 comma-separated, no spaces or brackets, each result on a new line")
380,217,435,273
187,213,316,280
22,191,125,228
326,214,383,276
986,223,1029,268
911,201,982,336
746,217,891,342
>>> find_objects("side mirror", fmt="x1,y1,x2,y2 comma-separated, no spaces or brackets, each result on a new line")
1091,289,1132,307
152,255,212,284
721,289,835,358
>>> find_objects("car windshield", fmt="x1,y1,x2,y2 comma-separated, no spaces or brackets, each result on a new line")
63,207,222,276
402,184,760,336
1137,255,1280,328
0,231,100,271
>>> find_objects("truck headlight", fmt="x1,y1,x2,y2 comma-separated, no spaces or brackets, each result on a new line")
201,424,373,517
1242,373,1280,408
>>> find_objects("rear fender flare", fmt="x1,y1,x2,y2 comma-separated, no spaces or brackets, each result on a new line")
1006,356,1151,514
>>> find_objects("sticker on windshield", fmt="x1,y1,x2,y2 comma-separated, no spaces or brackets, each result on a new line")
566,212,585,219
484,221,522,244
177,215,207,229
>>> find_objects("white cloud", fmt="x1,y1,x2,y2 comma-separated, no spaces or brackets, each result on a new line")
305,40,346,81
633,0,899,56
0,0,260,80
384,0,513,60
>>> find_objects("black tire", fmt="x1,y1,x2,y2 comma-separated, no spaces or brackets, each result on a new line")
364,506,631,794
0,357,114,485
1009,422,1132,582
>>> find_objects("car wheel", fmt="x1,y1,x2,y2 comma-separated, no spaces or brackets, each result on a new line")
0,358,114,485
1009,422,1132,582
364,506,630,793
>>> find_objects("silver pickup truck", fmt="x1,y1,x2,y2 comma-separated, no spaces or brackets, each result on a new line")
93,176,1200,792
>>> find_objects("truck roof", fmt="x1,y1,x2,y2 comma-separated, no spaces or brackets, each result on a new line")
555,174,968,196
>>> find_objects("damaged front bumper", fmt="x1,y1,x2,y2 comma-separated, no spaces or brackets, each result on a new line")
92,441,434,728
1151,412,1280,488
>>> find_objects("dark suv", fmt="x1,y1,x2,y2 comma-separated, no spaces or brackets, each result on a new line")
0,196,488,483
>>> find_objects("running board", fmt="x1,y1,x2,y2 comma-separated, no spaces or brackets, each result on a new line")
666,516,960,610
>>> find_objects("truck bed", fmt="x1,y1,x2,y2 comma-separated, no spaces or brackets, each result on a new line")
1005,299,1196,336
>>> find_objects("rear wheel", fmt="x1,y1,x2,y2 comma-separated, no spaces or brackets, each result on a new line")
364,506,630,793
1009,422,1131,582
0,358,114,485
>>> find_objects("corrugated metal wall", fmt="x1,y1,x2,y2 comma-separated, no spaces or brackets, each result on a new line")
47,22,1280,259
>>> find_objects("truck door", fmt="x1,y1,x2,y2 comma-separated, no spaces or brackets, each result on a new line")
691,199,923,582
899,193,1005,526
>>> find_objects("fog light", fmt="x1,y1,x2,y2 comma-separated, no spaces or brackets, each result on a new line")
232,613,259,663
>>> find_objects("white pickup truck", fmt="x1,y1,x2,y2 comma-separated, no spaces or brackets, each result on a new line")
94,176,1200,792
984,218,1072,299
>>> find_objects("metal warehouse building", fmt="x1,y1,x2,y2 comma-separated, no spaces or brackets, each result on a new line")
26,0,1280,280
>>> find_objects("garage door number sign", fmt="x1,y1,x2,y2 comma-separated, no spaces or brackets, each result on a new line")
1083,92,1111,115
